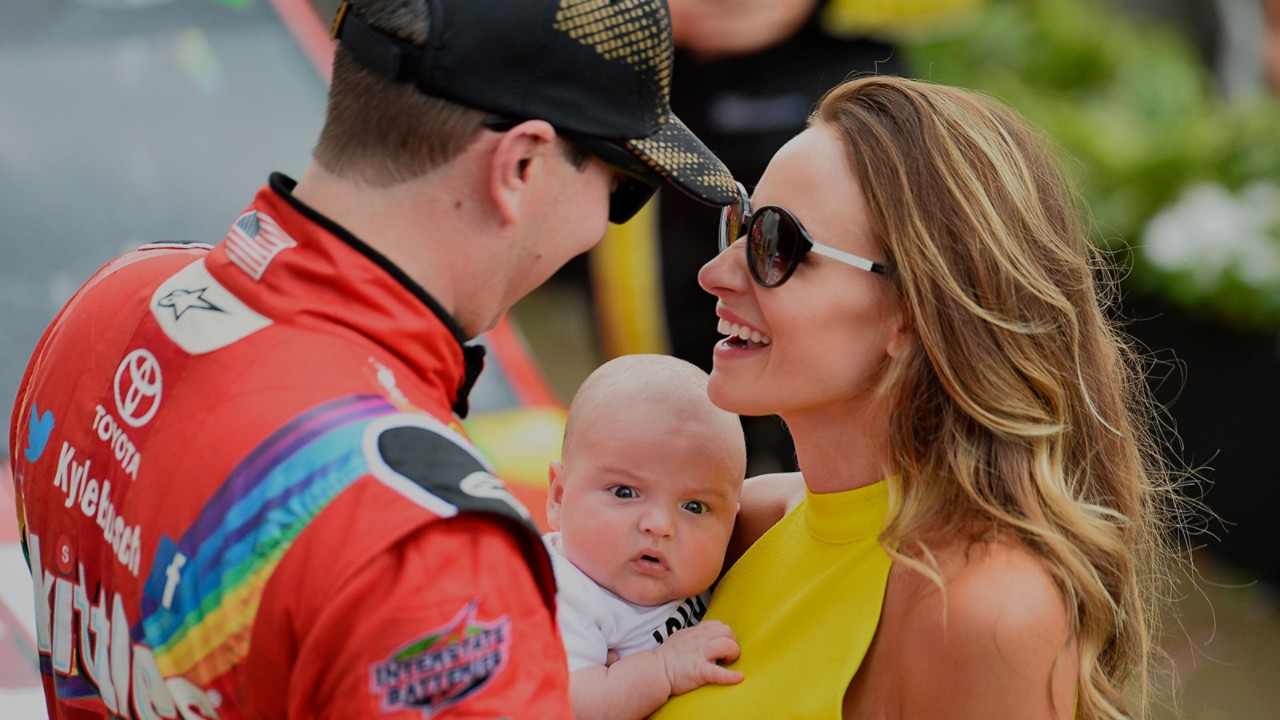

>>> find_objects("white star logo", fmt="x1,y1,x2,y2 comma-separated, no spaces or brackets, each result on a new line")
157,287,224,320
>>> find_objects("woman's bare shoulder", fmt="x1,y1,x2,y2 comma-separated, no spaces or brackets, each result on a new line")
936,539,1069,636
886,538,1077,719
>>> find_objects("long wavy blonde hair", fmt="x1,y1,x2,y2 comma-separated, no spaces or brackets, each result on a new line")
814,76,1190,719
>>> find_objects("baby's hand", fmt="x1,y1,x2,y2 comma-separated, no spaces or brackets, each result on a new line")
656,620,744,696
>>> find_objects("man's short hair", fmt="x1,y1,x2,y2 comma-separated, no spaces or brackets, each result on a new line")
313,0,488,186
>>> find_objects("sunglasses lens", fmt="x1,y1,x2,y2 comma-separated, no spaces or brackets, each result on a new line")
750,208,800,287
719,183,749,253
719,202,741,253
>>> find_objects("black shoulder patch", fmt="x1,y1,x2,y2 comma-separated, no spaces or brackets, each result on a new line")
368,418,538,534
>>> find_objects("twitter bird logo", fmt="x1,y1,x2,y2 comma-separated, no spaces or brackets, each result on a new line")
25,404,55,463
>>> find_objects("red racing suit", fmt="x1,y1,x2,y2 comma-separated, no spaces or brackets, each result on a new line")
7,173,570,719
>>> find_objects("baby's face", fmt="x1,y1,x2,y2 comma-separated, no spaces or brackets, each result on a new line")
550,404,742,607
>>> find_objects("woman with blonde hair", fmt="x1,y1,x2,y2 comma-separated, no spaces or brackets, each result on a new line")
651,75,1189,719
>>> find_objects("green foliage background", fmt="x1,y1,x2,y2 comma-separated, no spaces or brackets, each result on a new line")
902,0,1280,329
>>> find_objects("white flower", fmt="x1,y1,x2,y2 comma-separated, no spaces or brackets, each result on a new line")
1141,181,1280,293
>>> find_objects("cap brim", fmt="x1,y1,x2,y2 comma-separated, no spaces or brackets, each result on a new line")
625,114,738,208
571,113,737,217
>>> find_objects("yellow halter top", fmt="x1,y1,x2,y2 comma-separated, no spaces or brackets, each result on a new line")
651,480,892,719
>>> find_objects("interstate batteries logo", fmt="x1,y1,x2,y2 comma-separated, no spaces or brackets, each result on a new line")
369,601,511,717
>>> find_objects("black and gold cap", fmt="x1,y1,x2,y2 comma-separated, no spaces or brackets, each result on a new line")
331,0,738,223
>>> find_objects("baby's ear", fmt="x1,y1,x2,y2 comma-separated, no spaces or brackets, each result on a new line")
546,461,565,531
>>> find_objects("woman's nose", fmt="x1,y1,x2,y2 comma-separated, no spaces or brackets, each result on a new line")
698,237,750,296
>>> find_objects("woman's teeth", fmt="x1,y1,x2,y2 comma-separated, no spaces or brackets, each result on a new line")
718,318,772,345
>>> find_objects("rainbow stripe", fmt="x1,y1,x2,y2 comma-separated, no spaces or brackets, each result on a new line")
136,394,395,684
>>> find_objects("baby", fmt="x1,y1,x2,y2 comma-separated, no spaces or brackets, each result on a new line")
544,354,748,719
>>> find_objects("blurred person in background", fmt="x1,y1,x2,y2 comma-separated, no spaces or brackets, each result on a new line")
1113,0,1275,98
1268,0,1280,91
6,0,735,717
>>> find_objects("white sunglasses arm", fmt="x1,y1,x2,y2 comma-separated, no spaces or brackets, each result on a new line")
809,242,882,273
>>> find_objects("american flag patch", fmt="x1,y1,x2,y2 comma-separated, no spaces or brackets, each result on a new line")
225,211,296,280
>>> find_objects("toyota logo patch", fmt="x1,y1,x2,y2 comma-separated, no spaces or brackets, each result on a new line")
114,349,163,428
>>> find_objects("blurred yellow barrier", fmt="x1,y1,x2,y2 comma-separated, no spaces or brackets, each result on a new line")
463,406,568,532
590,200,669,359
821,0,987,39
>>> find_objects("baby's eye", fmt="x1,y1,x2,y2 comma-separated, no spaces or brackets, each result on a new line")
611,486,637,499
682,500,708,515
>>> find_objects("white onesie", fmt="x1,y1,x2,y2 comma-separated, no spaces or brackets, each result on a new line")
543,532,709,671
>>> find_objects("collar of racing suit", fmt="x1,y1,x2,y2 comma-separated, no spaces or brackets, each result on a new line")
214,173,486,418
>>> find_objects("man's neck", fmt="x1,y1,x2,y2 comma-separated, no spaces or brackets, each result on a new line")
291,161,480,330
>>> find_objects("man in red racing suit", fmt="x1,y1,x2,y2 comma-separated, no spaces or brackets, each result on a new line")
9,174,567,718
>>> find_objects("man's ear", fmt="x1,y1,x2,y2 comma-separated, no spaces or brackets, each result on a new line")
488,119,557,226
546,460,565,531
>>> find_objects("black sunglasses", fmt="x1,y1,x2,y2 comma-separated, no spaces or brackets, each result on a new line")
718,182,891,287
